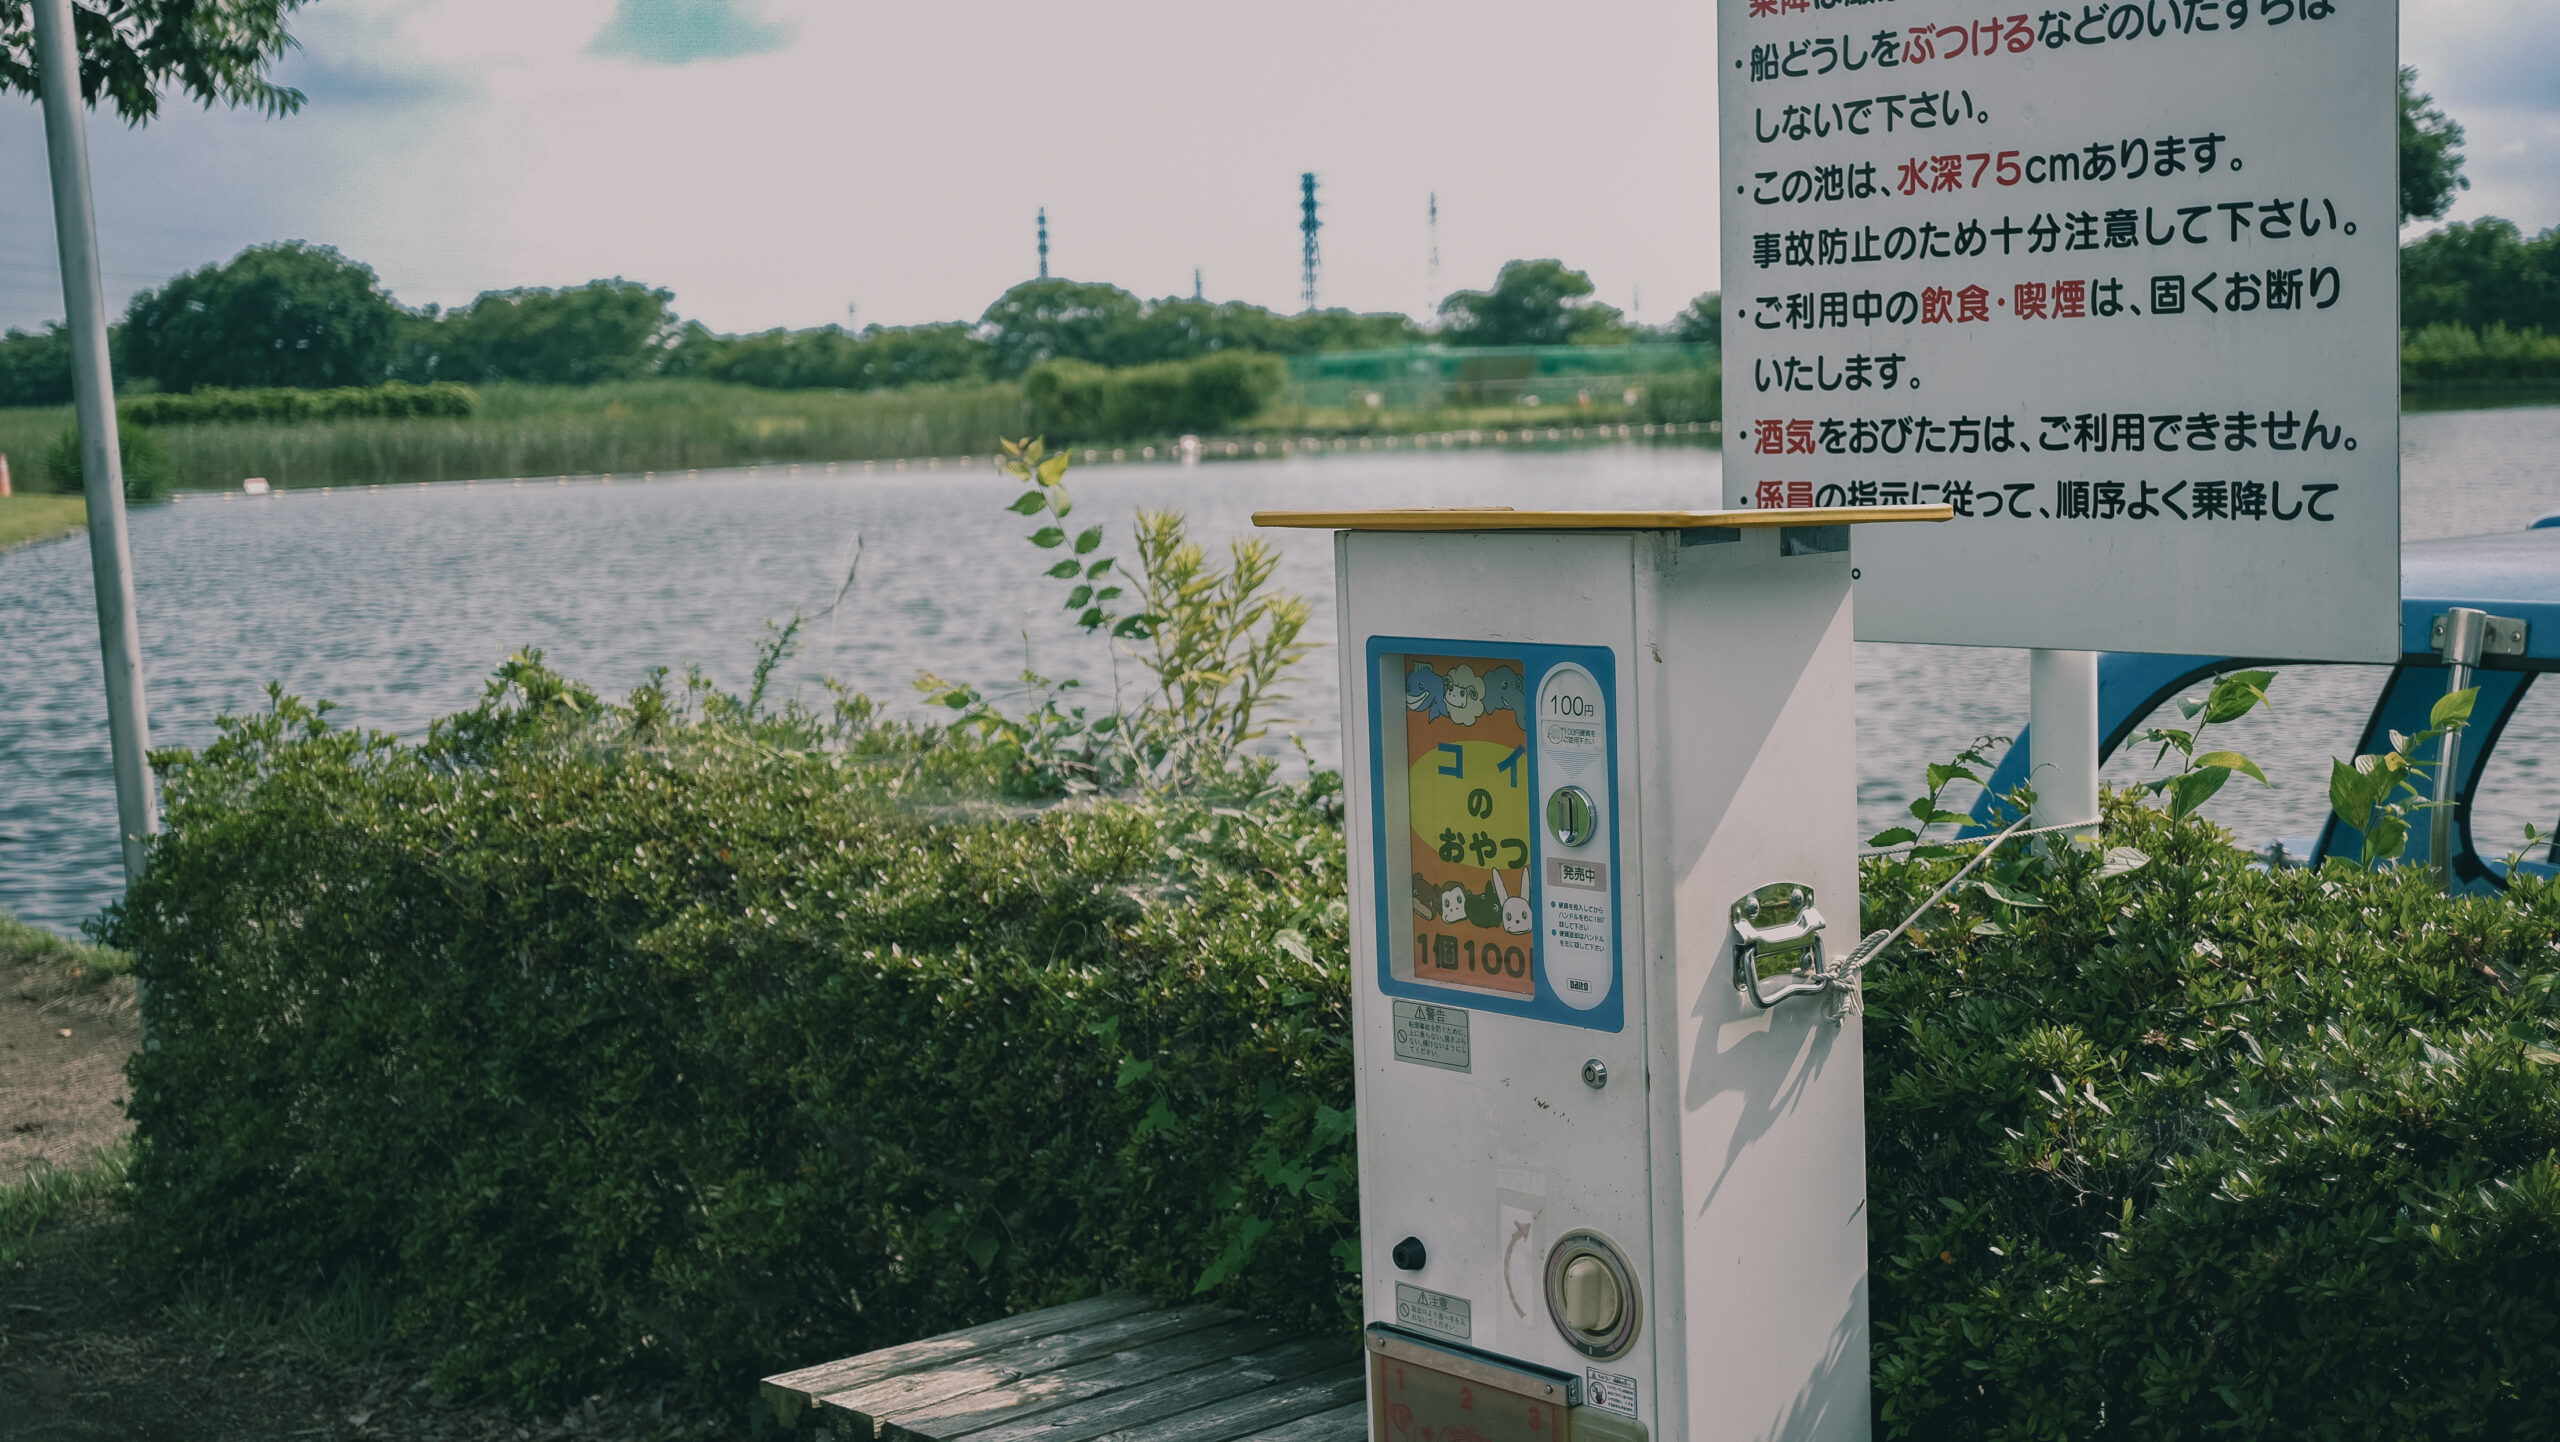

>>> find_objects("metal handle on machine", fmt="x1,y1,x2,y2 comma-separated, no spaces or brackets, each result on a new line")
1731,883,1831,1008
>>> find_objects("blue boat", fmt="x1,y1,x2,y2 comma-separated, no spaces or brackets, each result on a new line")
1967,512,2560,889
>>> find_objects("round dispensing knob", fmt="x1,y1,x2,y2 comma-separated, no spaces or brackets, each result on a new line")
1544,1231,1641,1360
1391,1236,1428,1271
1559,1255,1624,1335
1545,786,1597,847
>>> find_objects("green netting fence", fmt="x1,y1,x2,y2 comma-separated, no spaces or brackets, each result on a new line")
1281,344,1716,411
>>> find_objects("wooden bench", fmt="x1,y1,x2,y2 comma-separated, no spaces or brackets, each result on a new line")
760,1295,1368,1442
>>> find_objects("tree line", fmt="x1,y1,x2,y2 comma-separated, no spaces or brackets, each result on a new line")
0,244,1720,410
0,65,2519,410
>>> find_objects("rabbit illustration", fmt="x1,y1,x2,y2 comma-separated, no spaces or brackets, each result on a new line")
1491,868,1532,934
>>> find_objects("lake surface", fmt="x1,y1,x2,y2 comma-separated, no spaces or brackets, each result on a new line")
4,409,2556,935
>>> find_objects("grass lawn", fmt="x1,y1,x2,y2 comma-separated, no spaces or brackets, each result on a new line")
0,495,83,552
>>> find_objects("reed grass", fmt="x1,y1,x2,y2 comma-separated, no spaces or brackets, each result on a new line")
148,379,1033,490
0,403,72,490
0,381,1031,492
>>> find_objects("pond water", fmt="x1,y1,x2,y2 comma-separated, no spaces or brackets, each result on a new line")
3,408,2556,936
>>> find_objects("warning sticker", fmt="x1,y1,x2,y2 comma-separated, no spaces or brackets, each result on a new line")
1391,1000,1470,1073
1394,1282,1473,1342
1584,1368,1638,1418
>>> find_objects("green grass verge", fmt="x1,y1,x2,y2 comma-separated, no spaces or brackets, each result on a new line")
0,907,128,978
0,494,84,550
0,1145,127,1267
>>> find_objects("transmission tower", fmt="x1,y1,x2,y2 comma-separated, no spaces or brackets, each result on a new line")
1037,208,1049,280
1194,266,1204,302
1300,173,1321,313
1427,192,1440,312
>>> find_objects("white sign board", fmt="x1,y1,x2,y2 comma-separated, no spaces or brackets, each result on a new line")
1719,0,2399,661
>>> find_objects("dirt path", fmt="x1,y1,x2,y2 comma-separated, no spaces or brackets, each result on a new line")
1,954,136,1180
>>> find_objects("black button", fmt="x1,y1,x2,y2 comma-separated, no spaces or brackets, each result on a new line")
1392,1237,1427,1271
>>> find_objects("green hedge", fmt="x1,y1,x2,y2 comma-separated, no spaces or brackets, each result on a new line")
2401,322,2560,387
1865,798,2560,1437
121,380,480,427
104,660,2560,1428
107,660,1354,1404
1023,352,1285,440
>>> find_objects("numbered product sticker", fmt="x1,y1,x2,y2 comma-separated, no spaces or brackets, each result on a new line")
1400,654,1537,998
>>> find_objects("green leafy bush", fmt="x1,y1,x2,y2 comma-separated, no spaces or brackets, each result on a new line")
1023,352,1285,440
41,423,172,501
107,659,1356,1405
121,380,479,427
920,441,1313,794
1862,794,2560,1437
103,640,2560,1429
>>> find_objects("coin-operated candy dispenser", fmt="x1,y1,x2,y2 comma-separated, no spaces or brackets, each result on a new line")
1254,504,1949,1442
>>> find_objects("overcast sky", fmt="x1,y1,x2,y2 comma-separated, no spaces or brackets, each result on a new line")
2,0,2553,336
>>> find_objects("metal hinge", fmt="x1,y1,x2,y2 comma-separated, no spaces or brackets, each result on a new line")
2431,611,2528,659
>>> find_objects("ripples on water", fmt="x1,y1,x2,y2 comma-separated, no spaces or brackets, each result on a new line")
3,409,2555,934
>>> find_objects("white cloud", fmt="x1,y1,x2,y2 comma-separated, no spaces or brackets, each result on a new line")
1,0,2550,335
2401,0,2560,240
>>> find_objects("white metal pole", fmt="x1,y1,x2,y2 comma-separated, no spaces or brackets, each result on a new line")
34,0,159,886
2028,649,2099,837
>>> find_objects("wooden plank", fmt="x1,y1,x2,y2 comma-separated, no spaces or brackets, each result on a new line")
762,1295,1157,1432
1094,1364,1369,1442
1250,505,1953,532
871,1316,1290,1442
1227,1401,1367,1442
935,1333,1360,1442
823,1305,1240,1439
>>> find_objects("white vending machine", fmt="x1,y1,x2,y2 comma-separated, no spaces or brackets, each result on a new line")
1256,504,1945,1442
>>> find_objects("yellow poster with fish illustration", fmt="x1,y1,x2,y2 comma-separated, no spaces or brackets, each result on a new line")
1402,654,1534,997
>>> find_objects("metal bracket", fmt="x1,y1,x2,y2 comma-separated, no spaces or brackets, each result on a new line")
1731,882,1830,1008
2430,610,2528,660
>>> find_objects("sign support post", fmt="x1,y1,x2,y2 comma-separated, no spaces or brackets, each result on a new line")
2027,650,2099,837
33,0,159,891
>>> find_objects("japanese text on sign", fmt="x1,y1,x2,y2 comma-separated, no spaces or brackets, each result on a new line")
1720,0,2396,658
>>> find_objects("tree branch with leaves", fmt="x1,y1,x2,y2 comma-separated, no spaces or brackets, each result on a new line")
1,0,309,123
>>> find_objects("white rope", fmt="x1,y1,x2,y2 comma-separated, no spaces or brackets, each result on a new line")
1822,813,2102,1019
1857,813,2100,858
